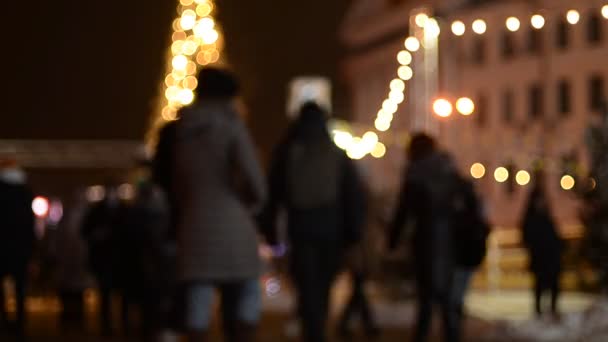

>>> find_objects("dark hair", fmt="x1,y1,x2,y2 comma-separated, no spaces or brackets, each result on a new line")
407,132,436,161
287,102,329,142
299,101,327,123
195,67,240,100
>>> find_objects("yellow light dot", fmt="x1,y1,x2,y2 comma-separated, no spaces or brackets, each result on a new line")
162,106,178,121
205,49,220,63
371,142,387,159
433,98,453,118
196,3,213,17
506,17,521,32
567,10,580,25
397,50,412,65
398,66,413,80
180,10,197,31
165,86,181,102
494,167,509,183
561,175,576,190
516,170,531,186
531,14,546,29
375,118,391,132
347,138,366,160
183,76,198,90
451,21,466,36
185,61,198,75
165,74,177,87
172,31,187,42
456,97,475,116
415,13,429,28
470,163,486,179
182,40,199,55
377,109,393,121
382,99,398,114
193,18,216,37
196,51,210,65
172,55,189,70
180,0,194,5
390,79,405,92
201,29,219,44
389,90,405,104
472,19,487,34
603,5,608,20
424,18,441,38
404,37,420,52
178,89,195,105
172,69,186,81
333,131,353,150
172,41,185,55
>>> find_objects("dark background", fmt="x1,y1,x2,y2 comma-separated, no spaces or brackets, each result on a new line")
3,0,352,159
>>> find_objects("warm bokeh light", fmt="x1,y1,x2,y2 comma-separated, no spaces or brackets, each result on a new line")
389,90,405,104
371,142,387,159
398,66,414,80
433,98,453,118
456,97,475,115
567,10,580,24
516,170,531,186
332,131,353,150
390,79,406,92
180,10,197,30
494,167,509,183
470,163,486,179
362,131,379,150
415,13,429,28
472,19,487,34
603,5,608,19
506,17,521,32
451,21,466,36
178,89,195,105
196,3,213,17
162,106,178,121
180,0,194,5
531,14,546,29
183,76,199,90
375,117,391,132
397,50,413,65
425,18,441,38
172,55,188,70
404,37,420,52
32,197,50,218
561,175,576,190
382,99,398,114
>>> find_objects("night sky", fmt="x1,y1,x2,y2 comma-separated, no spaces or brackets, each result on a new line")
4,0,352,158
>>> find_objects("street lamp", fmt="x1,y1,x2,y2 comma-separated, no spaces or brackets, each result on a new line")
433,98,453,117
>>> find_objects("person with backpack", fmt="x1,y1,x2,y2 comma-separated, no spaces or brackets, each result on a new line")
260,102,366,342
388,133,462,342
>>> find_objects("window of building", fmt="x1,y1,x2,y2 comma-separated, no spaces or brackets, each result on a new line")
476,93,488,127
556,19,569,50
501,31,516,59
589,75,605,111
472,37,486,65
557,80,572,116
502,89,515,123
587,12,603,44
527,28,542,54
529,83,544,118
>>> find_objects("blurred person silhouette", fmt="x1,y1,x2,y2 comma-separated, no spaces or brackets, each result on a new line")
81,182,125,337
55,189,91,334
0,157,36,339
155,67,266,342
521,171,563,319
260,102,366,342
117,174,172,342
388,133,461,342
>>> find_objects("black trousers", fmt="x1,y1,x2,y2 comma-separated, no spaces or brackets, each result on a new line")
533,271,560,317
338,272,376,333
0,270,27,337
290,243,340,342
414,271,460,342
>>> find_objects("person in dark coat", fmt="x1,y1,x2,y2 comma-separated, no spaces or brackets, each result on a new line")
0,160,36,339
388,133,461,342
156,67,266,342
260,102,367,342
81,184,125,337
521,175,563,318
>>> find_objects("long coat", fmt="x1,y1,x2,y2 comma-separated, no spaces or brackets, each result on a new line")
169,101,266,282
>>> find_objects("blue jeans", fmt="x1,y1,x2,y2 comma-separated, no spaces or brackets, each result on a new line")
185,279,261,332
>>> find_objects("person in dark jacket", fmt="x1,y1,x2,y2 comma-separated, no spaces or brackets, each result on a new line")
155,67,266,342
260,102,367,342
388,133,461,342
0,160,36,339
81,184,125,337
521,173,563,318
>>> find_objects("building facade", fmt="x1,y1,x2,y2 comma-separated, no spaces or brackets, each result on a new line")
342,0,608,232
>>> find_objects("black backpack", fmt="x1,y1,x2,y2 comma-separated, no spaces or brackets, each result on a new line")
450,177,490,268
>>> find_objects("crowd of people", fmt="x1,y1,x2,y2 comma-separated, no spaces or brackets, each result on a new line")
0,67,567,342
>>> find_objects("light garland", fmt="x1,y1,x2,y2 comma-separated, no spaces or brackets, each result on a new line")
153,0,223,128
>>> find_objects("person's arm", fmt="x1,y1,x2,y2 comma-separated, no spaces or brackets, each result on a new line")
388,176,418,251
232,120,267,213
257,143,288,246
341,156,367,245
152,122,177,192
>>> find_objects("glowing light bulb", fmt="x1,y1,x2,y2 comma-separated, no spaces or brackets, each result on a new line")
433,98,453,118
397,50,412,65
472,19,487,34
603,5,608,19
398,66,413,80
390,79,405,92
561,175,575,190
404,37,420,52
531,14,545,29
425,18,441,38
506,17,521,32
375,118,391,132
456,97,475,116
389,90,405,104
180,10,197,30
172,55,188,70
516,170,531,186
567,10,580,25
470,163,486,179
415,13,429,28
371,142,387,158
494,167,509,183
451,21,466,36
